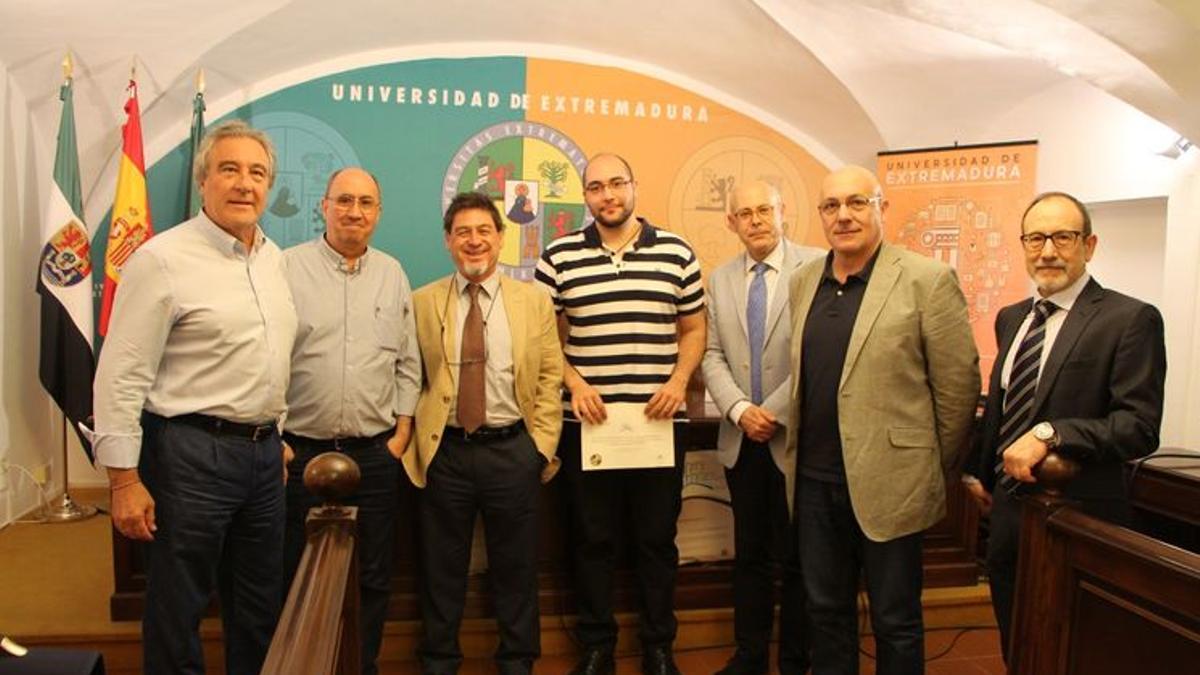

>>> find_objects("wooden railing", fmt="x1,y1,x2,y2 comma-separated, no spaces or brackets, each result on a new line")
262,452,363,675
1009,451,1200,674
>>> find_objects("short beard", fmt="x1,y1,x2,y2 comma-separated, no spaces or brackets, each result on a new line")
463,260,492,279
594,205,634,229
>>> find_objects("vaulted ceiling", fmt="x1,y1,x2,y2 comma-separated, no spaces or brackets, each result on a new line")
3,0,1197,200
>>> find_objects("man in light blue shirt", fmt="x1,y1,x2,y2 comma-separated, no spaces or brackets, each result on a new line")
281,167,420,675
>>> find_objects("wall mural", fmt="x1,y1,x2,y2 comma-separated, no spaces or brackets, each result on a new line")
135,56,831,289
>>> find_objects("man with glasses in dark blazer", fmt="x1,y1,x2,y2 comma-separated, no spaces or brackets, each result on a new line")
963,191,1166,660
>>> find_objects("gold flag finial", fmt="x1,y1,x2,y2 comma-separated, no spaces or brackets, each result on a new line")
62,51,73,81
130,57,137,81
195,67,206,95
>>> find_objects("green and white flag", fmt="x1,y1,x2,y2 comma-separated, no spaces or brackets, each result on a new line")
36,67,96,461
183,71,206,221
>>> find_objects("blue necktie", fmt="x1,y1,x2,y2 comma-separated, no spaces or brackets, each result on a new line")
996,299,1058,490
747,262,768,405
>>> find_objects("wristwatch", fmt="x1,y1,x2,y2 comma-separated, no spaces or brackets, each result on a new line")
1032,421,1060,449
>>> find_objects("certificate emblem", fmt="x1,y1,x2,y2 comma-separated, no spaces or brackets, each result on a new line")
589,454,603,467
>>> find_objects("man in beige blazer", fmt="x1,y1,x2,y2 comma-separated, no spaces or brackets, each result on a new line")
786,166,979,674
404,191,563,675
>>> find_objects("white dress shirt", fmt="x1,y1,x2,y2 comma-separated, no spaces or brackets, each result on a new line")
447,271,521,427
729,242,786,426
999,272,1091,400
283,236,420,438
93,211,298,468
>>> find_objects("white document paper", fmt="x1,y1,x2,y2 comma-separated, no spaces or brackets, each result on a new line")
580,402,675,470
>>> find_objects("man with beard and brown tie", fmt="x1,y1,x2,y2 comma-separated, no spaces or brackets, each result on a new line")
405,191,563,675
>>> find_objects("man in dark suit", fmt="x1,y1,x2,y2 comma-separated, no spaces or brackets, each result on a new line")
963,191,1166,659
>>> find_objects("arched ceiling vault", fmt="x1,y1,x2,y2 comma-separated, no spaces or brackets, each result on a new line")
2,0,1196,206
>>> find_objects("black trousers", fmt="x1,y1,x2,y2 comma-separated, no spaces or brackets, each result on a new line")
797,476,924,675
725,438,809,674
418,426,544,675
559,421,685,650
283,432,400,675
139,412,285,675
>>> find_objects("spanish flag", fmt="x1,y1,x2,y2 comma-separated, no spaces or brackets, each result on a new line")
99,80,154,336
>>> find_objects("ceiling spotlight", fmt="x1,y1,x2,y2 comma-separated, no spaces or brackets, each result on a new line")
1159,136,1193,160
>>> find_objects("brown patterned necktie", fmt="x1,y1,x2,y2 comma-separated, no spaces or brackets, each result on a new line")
457,282,486,432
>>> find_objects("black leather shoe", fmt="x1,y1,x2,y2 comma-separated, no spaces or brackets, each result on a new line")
714,656,768,675
641,646,681,675
569,648,615,675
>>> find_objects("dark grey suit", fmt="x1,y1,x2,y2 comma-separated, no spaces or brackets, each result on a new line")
965,276,1166,655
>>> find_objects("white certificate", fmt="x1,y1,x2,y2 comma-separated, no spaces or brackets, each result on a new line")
580,402,675,471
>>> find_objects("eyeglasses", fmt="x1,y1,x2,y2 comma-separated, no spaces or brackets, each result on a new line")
733,204,776,223
584,177,633,195
1019,230,1084,252
817,194,881,217
329,194,380,213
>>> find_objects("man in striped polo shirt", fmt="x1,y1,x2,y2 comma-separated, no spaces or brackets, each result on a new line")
535,153,706,675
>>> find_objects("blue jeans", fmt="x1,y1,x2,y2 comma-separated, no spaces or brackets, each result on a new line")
139,412,285,675
797,476,924,675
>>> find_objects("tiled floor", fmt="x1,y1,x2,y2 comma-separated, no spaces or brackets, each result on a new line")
389,627,1006,674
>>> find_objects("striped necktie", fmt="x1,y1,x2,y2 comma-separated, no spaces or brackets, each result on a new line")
995,299,1058,487
747,262,768,405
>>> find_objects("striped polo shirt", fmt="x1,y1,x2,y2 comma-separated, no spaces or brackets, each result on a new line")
535,218,705,419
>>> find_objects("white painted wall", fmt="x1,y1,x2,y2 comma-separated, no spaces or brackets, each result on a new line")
1087,197,1167,311
1160,154,1200,448
0,64,67,526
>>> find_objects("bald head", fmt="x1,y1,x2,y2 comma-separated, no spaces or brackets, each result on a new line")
818,165,886,266
821,165,881,200
583,152,638,229
322,166,382,261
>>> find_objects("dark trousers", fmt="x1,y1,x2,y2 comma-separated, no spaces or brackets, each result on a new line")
139,412,285,675
726,439,809,674
798,476,924,675
418,427,544,675
559,422,685,650
984,483,1021,662
986,482,1132,661
283,432,400,675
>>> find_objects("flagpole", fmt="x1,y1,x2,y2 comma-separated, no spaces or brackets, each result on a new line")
40,411,97,523
38,50,97,524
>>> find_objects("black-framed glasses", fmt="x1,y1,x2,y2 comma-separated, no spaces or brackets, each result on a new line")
817,194,880,217
1019,230,1084,252
733,204,776,223
329,194,380,213
584,177,633,195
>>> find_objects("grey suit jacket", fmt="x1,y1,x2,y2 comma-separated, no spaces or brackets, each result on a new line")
702,240,824,475
785,243,981,541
